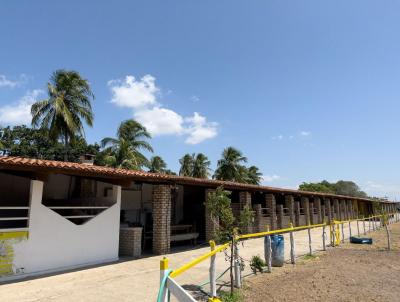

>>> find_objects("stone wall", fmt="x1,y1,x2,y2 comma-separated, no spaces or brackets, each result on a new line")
119,227,142,257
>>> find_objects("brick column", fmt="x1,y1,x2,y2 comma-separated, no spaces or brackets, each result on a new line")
277,204,284,229
285,195,295,225
333,199,340,220
340,200,346,220
348,200,354,219
265,194,277,230
152,184,171,255
254,204,263,232
309,201,315,225
321,204,326,223
205,189,219,241
119,227,143,257
314,197,322,223
239,191,252,233
326,199,332,223
294,201,301,226
301,197,310,225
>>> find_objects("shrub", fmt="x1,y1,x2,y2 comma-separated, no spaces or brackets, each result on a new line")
250,255,265,274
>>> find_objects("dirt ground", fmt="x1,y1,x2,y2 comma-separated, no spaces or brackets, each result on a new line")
243,222,400,302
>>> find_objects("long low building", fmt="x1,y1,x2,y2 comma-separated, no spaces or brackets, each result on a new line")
0,156,397,281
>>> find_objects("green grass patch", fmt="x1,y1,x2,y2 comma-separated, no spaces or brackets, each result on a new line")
302,254,319,261
218,290,244,302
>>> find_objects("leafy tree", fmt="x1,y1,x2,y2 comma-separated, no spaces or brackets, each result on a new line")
0,125,99,162
31,70,94,160
149,156,167,173
101,119,153,170
179,153,194,176
246,166,263,185
192,153,211,178
206,186,254,295
214,147,247,182
299,180,368,198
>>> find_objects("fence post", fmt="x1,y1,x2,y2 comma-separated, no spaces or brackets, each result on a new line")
322,223,326,251
160,258,169,302
331,222,335,247
369,217,371,232
264,225,272,273
209,240,217,298
234,240,241,288
341,222,345,243
289,222,295,264
384,216,391,251
348,221,352,238
357,219,360,237
307,226,312,255
363,217,366,235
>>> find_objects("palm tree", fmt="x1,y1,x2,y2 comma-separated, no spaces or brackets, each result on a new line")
101,119,153,170
31,70,94,160
149,156,167,173
214,147,247,182
246,165,263,185
179,154,194,176
192,153,211,178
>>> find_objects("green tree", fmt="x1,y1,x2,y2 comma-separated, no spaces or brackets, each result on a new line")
179,153,194,176
101,119,153,170
299,180,368,197
246,166,263,185
205,186,254,295
31,70,94,160
299,181,335,194
192,153,211,178
214,147,247,182
149,155,167,173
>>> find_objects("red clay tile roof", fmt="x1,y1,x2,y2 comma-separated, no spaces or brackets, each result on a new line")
0,156,391,203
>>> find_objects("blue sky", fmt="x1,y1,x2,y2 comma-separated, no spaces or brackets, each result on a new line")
0,1,399,199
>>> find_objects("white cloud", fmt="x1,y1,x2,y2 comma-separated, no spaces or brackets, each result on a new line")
262,174,281,182
272,135,284,140
300,131,311,136
134,106,184,136
190,95,200,102
0,89,43,126
363,181,400,200
108,75,159,109
184,112,218,144
0,74,28,88
108,74,218,144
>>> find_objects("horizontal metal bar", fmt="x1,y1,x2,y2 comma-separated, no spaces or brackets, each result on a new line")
0,207,29,210
166,277,197,302
48,206,108,209
0,228,29,232
0,217,28,221
63,215,95,219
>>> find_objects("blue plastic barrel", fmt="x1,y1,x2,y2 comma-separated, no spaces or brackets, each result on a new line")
265,234,285,267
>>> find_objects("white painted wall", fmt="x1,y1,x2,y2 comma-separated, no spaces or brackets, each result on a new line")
12,180,121,276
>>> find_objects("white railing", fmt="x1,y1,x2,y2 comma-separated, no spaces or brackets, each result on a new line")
0,206,30,232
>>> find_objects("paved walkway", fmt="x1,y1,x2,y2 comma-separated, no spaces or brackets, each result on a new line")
0,220,376,302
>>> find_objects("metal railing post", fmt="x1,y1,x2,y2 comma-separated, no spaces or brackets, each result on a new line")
160,258,169,302
209,240,217,298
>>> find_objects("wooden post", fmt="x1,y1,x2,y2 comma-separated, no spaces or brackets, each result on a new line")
264,226,272,273
289,223,295,264
331,223,336,247
348,221,352,238
341,223,345,243
209,241,217,298
234,241,241,288
385,219,391,251
308,227,312,255
357,219,360,237
363,217,366,235
322,224,326,251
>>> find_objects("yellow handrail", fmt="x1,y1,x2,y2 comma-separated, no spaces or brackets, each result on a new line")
169,242,230,278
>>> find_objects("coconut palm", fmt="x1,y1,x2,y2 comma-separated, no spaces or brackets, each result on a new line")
246,165,263,185
192,153,211,178
149,156,167,173
31,70,94,160
214,147,247,182
101,119,153,170
179,153,194,176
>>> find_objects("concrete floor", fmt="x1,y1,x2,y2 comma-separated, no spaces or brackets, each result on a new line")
0,220,377,302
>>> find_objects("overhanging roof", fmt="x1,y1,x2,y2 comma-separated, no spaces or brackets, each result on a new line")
0,156,393,203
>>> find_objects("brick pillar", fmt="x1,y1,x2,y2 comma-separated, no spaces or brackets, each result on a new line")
265,194,277,230
301,197,310,225
340,200,346,220
348,200,353,219
152,184,171,255
285,195,295,225
309,202,315,225
254,204,263,232
205,189,219,241
239,191,252,233
277,204,284,229
321,204,326,223
333,199,340,220
326,199,332,223
294,201,301,226
314,197,322,223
